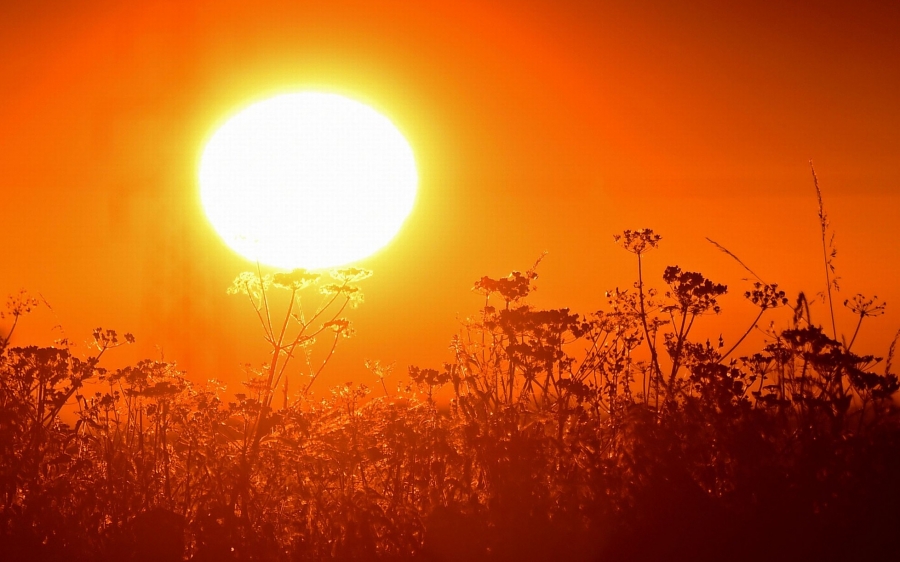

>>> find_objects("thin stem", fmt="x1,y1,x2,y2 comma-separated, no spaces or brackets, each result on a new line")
670,309,689,376
719,308,766,363
276,288,298,351
257,262,275,342
304,331,342,394
665,309,690,405
845,313,865,354
636,253,662,407
273,286,351,401
246,290,272,344
0,311,21,350
706,238,765,283
265,288,297,409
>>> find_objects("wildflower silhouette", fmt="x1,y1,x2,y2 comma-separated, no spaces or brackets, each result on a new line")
844,294,886,352
614,229,665,407
2,179,900,561
0,290,39,350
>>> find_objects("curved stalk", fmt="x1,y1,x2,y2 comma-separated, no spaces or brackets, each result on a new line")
719,308,766,363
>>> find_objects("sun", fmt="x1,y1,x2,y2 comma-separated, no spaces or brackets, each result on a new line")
198,92,418,270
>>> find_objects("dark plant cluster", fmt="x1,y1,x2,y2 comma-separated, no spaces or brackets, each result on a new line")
2,236,899,562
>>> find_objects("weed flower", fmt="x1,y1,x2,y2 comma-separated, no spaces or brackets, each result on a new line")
844,294,886,317
662,266,727,315
1,290,39,319
745,282,789,310
613,229,662,255
330,267,373,283
272,269,321,290
227,271,271,298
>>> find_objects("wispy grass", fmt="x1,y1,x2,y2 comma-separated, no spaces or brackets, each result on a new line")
811,161,839,340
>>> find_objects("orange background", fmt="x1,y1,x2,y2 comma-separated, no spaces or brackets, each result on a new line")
2,0,899,390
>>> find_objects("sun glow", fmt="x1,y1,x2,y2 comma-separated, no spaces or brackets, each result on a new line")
199,92,418,270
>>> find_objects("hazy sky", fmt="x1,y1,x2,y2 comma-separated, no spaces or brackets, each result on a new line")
2,0,898,390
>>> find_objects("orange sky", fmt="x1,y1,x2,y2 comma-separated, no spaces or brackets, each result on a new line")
3,0,899,390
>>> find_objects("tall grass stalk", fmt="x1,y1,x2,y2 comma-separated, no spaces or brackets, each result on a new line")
811,161,838,340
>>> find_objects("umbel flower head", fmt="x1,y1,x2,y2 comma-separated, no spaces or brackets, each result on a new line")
662,266,727,315
273,269,321,291
745,282,789,310
613,229,662,255
844,294,886,318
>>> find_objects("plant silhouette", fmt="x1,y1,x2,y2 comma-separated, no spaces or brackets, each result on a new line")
1,180,899,561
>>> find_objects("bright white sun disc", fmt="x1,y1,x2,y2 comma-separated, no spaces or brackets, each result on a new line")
199,92,418,270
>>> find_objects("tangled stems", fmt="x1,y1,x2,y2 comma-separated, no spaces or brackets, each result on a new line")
226,266,370,523
661,266,727,405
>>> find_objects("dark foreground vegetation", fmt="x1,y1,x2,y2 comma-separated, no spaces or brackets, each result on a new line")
3,192,899,561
